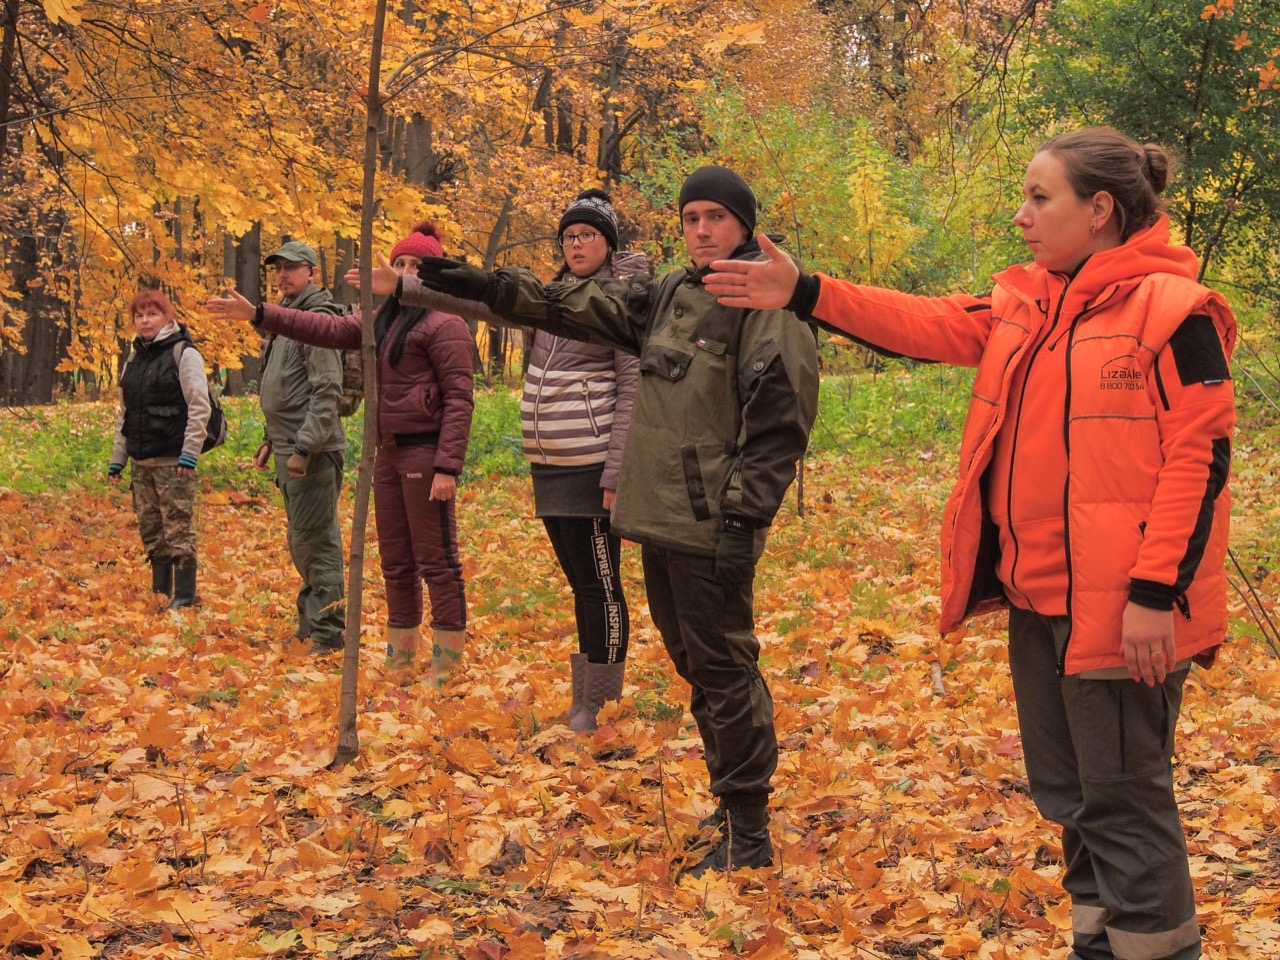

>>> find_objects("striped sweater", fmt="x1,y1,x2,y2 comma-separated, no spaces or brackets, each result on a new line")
520,251,646,490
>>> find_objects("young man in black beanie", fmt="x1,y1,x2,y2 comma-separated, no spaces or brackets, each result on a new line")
371,166,819,878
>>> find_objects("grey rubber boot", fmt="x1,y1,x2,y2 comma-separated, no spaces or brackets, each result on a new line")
565,652,588,726
682,794,774,878
169,559,197,610
569,660,625,733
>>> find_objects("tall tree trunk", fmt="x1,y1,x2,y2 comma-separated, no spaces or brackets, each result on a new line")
330,0,390,769
0,0,20,168
223,225,262,396
0,225,69,405
331,234,357,303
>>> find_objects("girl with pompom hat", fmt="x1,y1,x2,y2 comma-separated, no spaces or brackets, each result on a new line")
207,223,476,687
524,189,649,732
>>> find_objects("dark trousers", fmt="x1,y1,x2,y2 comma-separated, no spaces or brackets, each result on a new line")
374,443,466,631
642,544,776,800
275,450,346,644
542,515,628,664
1008,607,1201,960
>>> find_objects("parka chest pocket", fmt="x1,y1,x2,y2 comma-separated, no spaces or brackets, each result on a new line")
640,339,696,382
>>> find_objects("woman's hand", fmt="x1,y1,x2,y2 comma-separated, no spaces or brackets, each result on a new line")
430,473,457,501
205,288,256,322
602,488,616,511
344,253,398,297
1121,601,1177,686
704,233,800,310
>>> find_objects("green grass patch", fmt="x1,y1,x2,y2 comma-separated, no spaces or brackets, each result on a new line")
809,358,971,458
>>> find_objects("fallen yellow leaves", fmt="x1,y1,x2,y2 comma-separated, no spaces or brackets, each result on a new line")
0,423,1276,958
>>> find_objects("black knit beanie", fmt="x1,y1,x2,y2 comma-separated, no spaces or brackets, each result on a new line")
678,165,757,234
558,189,619,250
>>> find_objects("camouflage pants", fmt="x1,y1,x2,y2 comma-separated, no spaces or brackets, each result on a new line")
132,463,198,563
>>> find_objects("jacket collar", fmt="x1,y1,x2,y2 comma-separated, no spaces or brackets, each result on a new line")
994,215,1201,315
134,320,184,351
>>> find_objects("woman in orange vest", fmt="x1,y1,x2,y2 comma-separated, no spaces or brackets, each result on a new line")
705,126,1234,960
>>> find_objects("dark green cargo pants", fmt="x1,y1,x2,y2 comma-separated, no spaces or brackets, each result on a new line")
275,450,346,646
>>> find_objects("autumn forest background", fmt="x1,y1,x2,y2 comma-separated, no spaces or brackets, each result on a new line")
1,0,1278,958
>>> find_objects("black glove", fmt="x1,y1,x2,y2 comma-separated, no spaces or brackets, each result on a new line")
417,256,496,304
715,516,757,583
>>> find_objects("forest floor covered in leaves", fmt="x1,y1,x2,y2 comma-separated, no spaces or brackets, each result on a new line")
1,399,1277,959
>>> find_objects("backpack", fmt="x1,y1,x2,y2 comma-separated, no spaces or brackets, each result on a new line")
335,304,364,417
173,341,228,452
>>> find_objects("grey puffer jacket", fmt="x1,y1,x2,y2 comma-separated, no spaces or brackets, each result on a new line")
403,238,819,556
521,251,646,491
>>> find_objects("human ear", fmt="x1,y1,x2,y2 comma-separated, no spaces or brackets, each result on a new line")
1091,191,1116,232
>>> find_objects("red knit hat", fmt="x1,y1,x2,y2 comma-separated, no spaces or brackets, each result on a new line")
390,222,444,263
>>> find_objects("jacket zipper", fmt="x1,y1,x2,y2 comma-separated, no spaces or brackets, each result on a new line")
1057,314,1080,676
581,380,601,437
1005,283,1069,611
532,337,558,460
1054,285,1122,675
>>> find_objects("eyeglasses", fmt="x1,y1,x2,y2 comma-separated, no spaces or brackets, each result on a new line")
270,261,311,274
558,231,601,248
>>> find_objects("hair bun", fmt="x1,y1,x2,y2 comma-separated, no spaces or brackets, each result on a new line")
1141,145,1171,195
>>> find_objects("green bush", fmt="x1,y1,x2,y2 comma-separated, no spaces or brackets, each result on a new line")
809,353,972,459
463,384,528,481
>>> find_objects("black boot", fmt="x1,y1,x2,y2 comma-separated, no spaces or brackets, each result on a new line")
150,558,173,597
169,559,197,610
682,794,774,878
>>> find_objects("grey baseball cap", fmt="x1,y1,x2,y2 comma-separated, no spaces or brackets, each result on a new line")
264,240,318,266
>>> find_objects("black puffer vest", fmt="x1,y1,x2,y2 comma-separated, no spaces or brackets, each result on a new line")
121,327,192,460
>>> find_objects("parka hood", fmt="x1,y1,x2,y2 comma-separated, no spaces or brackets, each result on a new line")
996,215,1200,307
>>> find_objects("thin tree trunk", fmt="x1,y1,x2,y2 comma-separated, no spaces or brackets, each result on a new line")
223,226,262,396
331,0,389,769
0,0,19,167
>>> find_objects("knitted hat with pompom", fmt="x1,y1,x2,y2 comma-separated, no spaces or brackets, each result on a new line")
390,222,445,263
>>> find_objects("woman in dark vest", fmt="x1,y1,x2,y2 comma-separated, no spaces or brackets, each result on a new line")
109,290,213,609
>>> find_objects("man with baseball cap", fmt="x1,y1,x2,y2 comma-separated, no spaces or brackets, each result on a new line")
254,240,348,653
368,167,819,877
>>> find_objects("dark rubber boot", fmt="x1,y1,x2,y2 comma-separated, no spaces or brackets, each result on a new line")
682,794,774,878
569,661,625,733
169,560,197,610
150,558,173,597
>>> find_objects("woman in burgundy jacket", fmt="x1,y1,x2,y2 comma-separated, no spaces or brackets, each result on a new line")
209,223,475,687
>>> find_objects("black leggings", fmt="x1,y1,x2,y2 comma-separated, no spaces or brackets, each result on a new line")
542,516,629,664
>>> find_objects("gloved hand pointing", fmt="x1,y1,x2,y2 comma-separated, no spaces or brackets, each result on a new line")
417,257,496,304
